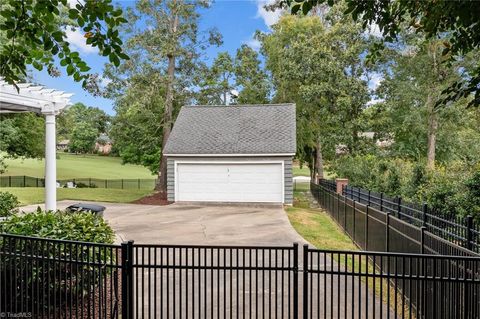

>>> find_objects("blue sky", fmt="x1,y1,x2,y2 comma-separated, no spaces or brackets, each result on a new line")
30,0,279,115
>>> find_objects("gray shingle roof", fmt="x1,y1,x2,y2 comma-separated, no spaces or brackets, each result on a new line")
164,104,296,155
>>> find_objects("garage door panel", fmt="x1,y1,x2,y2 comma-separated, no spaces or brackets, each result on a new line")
176,163,283,203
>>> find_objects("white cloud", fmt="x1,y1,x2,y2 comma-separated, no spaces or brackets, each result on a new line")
100,77,112,87
366,98,384,106
245,37,261,51
255,0,283,28
66,0,85,8
365,23,383,38
368,72,384,91
65,28,97,54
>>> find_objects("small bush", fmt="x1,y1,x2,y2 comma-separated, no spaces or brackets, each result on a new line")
0,209,115,314
0,191,19,217
1,208,114,243
75,182,98,188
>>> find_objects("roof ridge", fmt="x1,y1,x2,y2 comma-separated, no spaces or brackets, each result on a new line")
183,103,295,108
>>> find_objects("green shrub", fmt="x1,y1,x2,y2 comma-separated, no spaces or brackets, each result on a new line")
76,181,98,188
331,155,480,220
0,191,19,217
0,209,115,314
1,208,114,243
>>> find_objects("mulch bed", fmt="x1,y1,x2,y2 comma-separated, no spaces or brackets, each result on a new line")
132,191,172,205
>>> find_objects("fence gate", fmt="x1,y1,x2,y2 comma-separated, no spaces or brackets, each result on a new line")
124,243,299,319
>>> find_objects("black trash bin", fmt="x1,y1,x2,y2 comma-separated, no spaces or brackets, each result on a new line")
66,203,106,217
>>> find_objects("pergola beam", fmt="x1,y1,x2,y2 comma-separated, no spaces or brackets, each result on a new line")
0,78,72,211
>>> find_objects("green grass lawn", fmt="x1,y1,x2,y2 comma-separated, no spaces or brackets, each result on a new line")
288,182,358,251
3,187,153,206
292,162,334,178
1,153,155,179
286,205,357,251
293,165,310,176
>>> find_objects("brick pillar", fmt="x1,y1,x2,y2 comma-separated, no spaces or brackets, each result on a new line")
335,178,348,195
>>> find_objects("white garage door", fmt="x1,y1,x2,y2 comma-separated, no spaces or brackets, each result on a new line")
176,162,283,203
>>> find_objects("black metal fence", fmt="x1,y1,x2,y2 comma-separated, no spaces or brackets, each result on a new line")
0,175,157,190
304,246,480,318
313,181,480,257
131,243,298,318
0,233,123,318
311,181,480,318
323,181,480,253
1,233,480,318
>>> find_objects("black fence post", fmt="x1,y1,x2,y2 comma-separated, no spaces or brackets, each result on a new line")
336,193,340,221
302,244,309,319
422,203,428,227
365,205,369,250
386,212,391,252
380,192,383,211
368,190,371,206
397,196,402,219
353,201,356,242
9,175,11,187
138,178,141,189
23,175,26,187
420,226,426,254
122,179,124,189
293,243,299,319
105,179,108,188
122,240,134,319
466,215,473,251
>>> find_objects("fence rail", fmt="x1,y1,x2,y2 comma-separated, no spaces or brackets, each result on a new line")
1,233,480,318
0,175,157,190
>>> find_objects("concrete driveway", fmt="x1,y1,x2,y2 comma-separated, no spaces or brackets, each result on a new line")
22,200,307,245
21,201,393,318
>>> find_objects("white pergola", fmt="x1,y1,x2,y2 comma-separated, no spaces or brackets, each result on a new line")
0,79,72,211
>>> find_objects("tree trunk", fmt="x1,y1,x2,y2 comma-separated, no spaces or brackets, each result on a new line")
155,9,178,195
315,138,324,182
426,43,439,170
426,93,437,170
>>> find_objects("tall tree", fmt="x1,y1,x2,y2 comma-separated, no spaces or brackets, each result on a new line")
374,35,474,169
260,9,369,179
69,122,98,154
287,0,480,107
196,52,235,105
57,103,110,140
212,52,235,105
234,44,271,104
0,113,44,158
104,0,221,195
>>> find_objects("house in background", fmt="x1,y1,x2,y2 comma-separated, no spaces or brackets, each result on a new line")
56,139,70,151
95,133,113,155
163,104,296,205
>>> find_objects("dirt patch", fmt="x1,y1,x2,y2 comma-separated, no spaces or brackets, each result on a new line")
132,191,172,205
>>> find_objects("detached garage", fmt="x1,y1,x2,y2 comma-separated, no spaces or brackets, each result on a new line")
163,104,296,204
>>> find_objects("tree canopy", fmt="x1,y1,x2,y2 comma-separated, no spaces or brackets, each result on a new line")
0,0,128,89
286,0,480,107
260,8,370,178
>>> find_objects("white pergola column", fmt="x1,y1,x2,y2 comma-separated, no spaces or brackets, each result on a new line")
43,111,57,211
0,79,72,210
